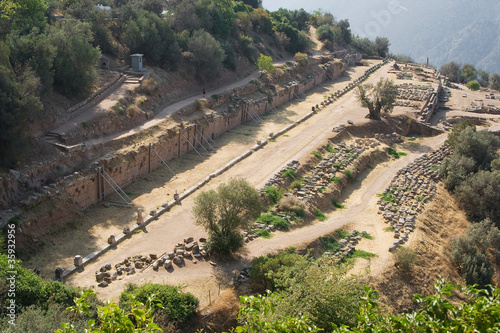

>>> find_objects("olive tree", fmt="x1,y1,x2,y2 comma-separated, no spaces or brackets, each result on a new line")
193,178,262,254
356,78,398,120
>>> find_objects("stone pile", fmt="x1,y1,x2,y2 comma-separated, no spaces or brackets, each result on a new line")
396,84,433,102
96,237,209,287
242,223,275,243
397,72,413,80
324,230,365,264
264,160,300,188
373,132,403,143
394,100,421,108
376,145,452,252
275,139,380,203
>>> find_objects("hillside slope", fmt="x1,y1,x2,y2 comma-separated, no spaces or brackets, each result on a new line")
264,0,500,72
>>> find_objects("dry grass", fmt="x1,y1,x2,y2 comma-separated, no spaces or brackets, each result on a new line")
370,185,471,313
279,195,305,212
190,288,240,333
126,104,143,119
139,77,158,95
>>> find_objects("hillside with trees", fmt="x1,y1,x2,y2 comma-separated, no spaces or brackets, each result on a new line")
0,0,390,170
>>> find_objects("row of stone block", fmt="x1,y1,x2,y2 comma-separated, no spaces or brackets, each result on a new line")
379,145,452,252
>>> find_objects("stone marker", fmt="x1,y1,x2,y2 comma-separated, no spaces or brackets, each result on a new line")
55,267,64,280
123,227,130,234
74,255,83,266
108,235,116,245
137,208,144,225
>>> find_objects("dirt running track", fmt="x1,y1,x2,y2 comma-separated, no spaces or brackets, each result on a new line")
54,61,445,305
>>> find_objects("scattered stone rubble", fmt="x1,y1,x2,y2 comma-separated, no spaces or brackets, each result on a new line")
396,83,433,102
262,139,380,204
323,230,365,264
265,160,300,188
377,145,452,252
396,72,413,80
95,236,209,287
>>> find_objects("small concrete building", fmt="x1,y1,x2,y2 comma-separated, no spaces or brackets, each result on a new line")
130,54,144,71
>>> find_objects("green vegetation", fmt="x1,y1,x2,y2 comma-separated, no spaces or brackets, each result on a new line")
247,254,366,330
331,199,345,209
282,168,296,179
257,54,275,74
56,289,163,333
253,229,272,238
466,80,480,91
193,178,262,254
330,176,342,183
386,147,407,159
119,284,198,326
449,219,500,288
360,231,373,240
311,151,323,159
393,246,418,271
314,208,327,221
235,279,500,332
350,250,376,260
258,213,291,231
440,123,500,222
344,170,354,182
378,191,396,202
334,229,349,239
326,144,338,153
356,78,398,120
264,186,282,205
290,178,304,190
384,226,395,232
440,61,500,90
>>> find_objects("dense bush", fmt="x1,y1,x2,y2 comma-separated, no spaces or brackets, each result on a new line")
455,170,500,224
393,246,418,271
119,284,199,326
188,29,226,82
0,254,79,317
249,251,304,292
449,219,500,288
249,254,365,330
257,213,291,231
236,280,500,332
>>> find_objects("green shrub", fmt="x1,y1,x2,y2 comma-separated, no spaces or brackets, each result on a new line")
253,229,272,238
344,170,354,182
258,213,291,231
290,179,304,190
249,252,304,292
0,255,79,317
282,168,296,180
119,284,199,325
314,208,327,221
331,199,345,209
393,247,418,271
334,229,349,239
264,186,283,205
350,250,376,260
326,144,338,153
311,151,323,159
360,231,373,240
330,176,342,183
466,80,480,91
386,148,407,159
319,235,340,252
461,252,494,288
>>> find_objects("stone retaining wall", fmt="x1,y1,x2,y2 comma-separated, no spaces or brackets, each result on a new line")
4,61,388,246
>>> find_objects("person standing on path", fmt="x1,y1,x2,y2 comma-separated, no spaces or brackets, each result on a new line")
202,88,206,97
